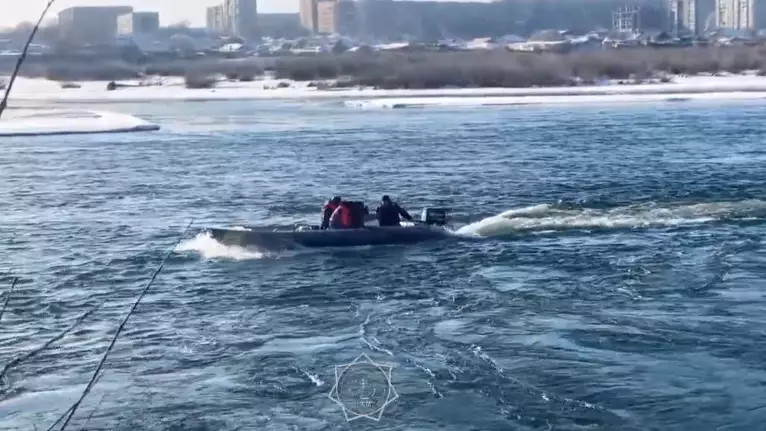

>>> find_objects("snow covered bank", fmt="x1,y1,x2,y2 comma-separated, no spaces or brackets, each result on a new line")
0,108,160,137
4,75,766,107
7,75,766,104
6,77,319,103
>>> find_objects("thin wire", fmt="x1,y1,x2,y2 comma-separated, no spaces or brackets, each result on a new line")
55,220,193,430
0,277,18,323
0,306,98,383
44,406,75,431
0,0,56,120
53,220,194,431
76,392,106,431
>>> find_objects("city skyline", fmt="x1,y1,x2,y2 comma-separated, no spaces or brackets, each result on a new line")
1,0,494,30
1,0,289,29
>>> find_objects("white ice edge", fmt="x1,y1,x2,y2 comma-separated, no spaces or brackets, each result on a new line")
345,91,766,108
0,108,160,137
7,75,766,103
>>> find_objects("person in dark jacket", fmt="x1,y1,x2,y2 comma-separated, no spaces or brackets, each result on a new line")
376,195,412,227
320,196,342,229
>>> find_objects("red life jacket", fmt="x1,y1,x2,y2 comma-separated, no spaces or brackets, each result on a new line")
323,201,339,213
335,202,354,228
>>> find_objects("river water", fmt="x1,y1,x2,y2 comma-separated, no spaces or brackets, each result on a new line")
2,99,766,431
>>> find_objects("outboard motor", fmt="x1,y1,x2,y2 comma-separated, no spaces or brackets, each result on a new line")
421,208,448,226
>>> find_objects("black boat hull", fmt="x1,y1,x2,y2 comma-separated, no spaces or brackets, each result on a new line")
208,225,451,250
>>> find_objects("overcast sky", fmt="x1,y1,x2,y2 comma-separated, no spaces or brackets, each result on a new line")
2,0,492,30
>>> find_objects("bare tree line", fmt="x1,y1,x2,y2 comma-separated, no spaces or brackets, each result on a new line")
10,46,766,90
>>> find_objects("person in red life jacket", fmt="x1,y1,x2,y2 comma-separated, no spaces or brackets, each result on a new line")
329,200,356,229
320,196,342,230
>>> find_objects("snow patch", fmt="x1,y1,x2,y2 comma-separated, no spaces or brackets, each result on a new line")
0,108,159,137
7,75,766,104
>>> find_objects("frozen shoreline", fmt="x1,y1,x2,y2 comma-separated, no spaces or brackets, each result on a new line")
2,74,764,136
345,91,766,108
0,108,160,137
5,75,766,106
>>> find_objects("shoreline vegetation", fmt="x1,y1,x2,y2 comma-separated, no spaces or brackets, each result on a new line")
7,46,766,91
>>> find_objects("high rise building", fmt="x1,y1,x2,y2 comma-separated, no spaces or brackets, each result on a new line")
716,0,766,29
669,0,715,35
117,12,160,36
206,0,257,38
317,0,337,34
232,0,259,39
717,0,737,27
305,0,357,35
58,6,133,43
206,5,227,34
300,0,319,32
335,0,358,35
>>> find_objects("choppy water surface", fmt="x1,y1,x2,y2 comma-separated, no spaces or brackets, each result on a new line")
3,99,766,431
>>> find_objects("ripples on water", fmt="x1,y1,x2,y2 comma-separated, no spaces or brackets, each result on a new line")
2,100,766,430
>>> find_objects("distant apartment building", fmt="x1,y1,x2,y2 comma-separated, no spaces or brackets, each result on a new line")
298,0,668,40
301,0,357,34
316,0,337,34
116,12,160,35
716,0,738,27
206,5,227,34
206,0,258,38
716,0,766,29
232,0,259,39
669,0,716,34
300,0,320,32
58,6,133,43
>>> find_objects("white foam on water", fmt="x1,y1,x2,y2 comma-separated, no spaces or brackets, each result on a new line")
302,371,325,387
456,199,766,238
0,107,159,137
257,333,357,354
175,231,265,260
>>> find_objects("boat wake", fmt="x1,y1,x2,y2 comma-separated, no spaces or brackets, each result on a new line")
455,199,766,238
176,231,266,260
177,199,766,261
176,230,384,260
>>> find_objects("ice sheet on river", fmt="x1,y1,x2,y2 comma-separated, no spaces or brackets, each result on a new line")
346,91,766,109
0,108,160,137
